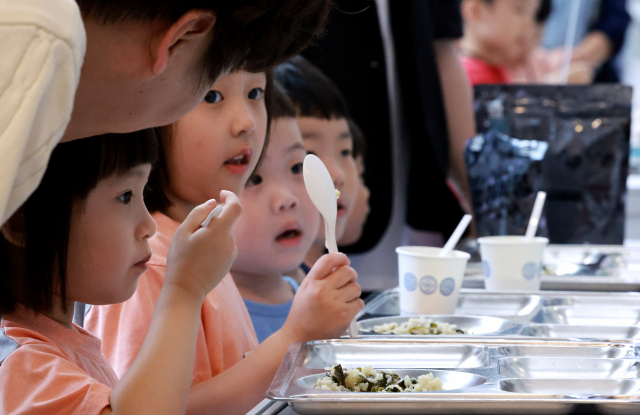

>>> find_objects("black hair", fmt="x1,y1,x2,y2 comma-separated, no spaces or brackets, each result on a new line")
273,55,351,120
536,0,552,24
348,118,366,160
0,130,159,315
76,0,333,86
270,81,297,120
145,70,275,214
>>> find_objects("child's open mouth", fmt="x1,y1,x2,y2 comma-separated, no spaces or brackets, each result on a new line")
337,198,348,217
224,149,253,174
275,226,303,247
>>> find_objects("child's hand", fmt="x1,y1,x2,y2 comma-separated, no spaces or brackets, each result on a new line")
282,253,364,341
165,191,242,301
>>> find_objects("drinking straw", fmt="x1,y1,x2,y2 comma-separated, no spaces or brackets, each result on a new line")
525,192,547,239
439,214,473,258
559,0,582,84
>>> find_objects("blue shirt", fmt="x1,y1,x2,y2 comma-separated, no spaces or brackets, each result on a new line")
243,277,300,343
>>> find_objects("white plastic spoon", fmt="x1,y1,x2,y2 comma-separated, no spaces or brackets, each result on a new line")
303,154,358,337
439,214,472,258
201,204,224,228
303,154,338,253
525,191,547,239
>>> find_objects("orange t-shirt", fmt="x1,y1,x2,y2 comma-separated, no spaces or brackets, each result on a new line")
85,212,258,384
0,306,117,415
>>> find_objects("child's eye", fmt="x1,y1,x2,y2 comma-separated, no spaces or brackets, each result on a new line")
291,162,303,175
246,174,263,187
248,88,264,100
204,90,222,104
340,149,352,158
118,191,133,205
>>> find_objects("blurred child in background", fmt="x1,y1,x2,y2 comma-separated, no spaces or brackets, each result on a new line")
275,56,360,277
338,119,371,249
459,0,541,86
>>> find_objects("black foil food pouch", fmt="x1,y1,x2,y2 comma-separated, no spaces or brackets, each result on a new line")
467,84,631,244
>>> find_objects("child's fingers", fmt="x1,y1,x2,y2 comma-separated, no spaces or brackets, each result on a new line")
324,265,358,290
307,253,350,281
180,199,219,233
214,191,243,230
337,280,362,303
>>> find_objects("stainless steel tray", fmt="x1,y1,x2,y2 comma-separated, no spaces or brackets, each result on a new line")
267,338,640,414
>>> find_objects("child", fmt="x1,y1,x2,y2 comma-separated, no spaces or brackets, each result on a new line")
1,0,333,225
274,56,360,275
85,70,363,415
0,132,241,415
230,83,321,342
338,119,371,248
459,0,541,86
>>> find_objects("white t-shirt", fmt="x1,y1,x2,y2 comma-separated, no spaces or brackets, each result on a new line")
0,0,86,223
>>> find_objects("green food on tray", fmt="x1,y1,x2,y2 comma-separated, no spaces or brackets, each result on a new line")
315,364,443,392
371,317,467,335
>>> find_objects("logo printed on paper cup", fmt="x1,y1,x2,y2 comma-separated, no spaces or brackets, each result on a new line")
404,273,417,292
439,278,456,296
522,262,538,280
419,276,438,295
482,261,490,278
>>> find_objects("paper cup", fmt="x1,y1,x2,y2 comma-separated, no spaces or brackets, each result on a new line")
478,236,549,291
396,246,470,315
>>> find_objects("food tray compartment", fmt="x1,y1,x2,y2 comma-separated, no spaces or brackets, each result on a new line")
302,342,490,369
358,316,521,337
269,339,640,415
519,324,640,340
298,369,487,391
358,291,542,322
498,357,640,379
540,306,640,326
497,345,636,359
499,378,640,396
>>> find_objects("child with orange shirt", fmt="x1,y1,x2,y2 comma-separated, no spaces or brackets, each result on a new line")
459,0,541,86
85,70,363,415
0,132,240,415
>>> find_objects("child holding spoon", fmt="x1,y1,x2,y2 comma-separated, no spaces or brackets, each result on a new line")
85,71,363,415
0,132,240,415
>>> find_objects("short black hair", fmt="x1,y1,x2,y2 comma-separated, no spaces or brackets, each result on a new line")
536,0,552,24
76,1,333,86
270,81,297,120
0,131,159,315
348,118,366,160
145,71,275,214
274,55,351,120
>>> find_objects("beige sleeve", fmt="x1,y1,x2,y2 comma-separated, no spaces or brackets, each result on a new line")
0,0,85,224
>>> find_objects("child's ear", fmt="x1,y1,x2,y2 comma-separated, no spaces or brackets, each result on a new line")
151,10,217,75
1,209,26,247
461,0,483,22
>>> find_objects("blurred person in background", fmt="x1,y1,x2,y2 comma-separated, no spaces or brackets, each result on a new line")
459,0,542,86
541,0,630,83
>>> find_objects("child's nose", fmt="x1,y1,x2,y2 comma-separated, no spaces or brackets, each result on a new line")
325,160,346,189
273,189,298,213
137,209,157,240
230,100,257,137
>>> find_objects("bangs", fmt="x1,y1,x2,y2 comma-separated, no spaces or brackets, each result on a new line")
95,129,160,185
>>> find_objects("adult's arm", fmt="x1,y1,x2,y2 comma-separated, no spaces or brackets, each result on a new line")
433,39,476,218
0,0,85,224
572,0,631,68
